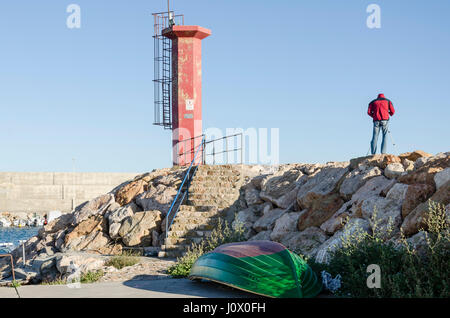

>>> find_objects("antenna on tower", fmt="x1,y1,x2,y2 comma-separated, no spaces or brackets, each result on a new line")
168,0,175,27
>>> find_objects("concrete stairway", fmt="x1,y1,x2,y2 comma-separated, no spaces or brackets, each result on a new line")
158,165,242,258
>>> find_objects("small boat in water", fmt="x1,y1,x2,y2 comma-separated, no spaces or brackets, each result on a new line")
189,240,322,298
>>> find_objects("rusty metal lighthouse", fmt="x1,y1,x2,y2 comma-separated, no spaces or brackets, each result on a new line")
153,4,211,166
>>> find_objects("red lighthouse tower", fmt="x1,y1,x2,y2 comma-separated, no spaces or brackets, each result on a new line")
163,26,211,165
152,12,211,166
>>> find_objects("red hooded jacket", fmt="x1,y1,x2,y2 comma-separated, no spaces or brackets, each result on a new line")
368,94,395,121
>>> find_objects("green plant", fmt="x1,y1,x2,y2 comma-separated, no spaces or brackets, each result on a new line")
317,201,449,298
40,279,66,285
80,270,104,284
167,218,246,277
105,251,140,270
11,280,21,288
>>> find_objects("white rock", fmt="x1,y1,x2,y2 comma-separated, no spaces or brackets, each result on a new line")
244,187,263,206
106,203,137,239
297,162,349,209
384,163,405,179
360,196,402,235
72,194,114,225
315,218,370,264
269,212,302,242
55,253,105,278
232,207,259,238
252,209,285,232
386,183,409,202
339,167,382,200
434,167,450,190
280,227,328,259
135,185,177,214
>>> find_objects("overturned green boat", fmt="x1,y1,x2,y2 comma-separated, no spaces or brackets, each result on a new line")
189,240,322,298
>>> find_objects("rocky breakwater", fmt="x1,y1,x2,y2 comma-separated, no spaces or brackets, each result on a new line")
1,150,448,284
0,167,186,284
235,150,449,264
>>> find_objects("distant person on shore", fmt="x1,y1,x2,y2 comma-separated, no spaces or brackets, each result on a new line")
367,93,395,154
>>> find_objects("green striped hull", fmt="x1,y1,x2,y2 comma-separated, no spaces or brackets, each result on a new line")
189,241,322,298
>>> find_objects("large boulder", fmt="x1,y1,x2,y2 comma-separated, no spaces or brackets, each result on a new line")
244,186,263,206
339,166,382,200
434,168,450,190
398,155,450,188
319,176,394,235
315,218,370,263
105,202,140,239
60,214,121,254
38,213,73,238
252,208,286,233
135,185,177,215
55,252,105,279
384,163,405,179
406,231,429,257
401,184,435,218
401,180,450,236
413,152,449,170
297,162,349,210
280,227,328,259
63,231,112,253
320,212,347,235
64,215,107,246
259,165,305,208
385,183,409,202
118,210,162,247
114,179,147,206
232,206,260,238
297,193,344,231
359,196,403,236
270,186,301,210
402,158,415,172
359,154,402,170
71,194,115,225
398,150,432,162
270,212,302,242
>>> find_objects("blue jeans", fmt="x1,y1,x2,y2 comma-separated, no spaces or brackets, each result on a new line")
371,120,389,154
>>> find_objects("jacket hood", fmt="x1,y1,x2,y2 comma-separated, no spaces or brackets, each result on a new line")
378,93,385,98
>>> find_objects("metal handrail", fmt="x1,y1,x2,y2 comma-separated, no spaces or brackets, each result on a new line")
203,133,243,165
0,254,15,282
176,133,243,166
165,136,205,239
175,134,204,165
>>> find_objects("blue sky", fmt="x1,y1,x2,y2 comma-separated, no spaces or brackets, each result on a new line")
0,0,449,172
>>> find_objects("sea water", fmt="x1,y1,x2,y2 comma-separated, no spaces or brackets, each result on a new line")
0,227,40,253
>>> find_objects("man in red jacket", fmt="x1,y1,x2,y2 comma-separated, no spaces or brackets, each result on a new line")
368,93,395,154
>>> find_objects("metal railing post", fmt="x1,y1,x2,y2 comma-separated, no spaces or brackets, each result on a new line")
212,141,215,165
202,139,206,165
225,136,228,165
240,133,244,164
0,254,15,282
184,139,187,166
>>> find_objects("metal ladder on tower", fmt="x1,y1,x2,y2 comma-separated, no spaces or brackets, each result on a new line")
161,36,172,129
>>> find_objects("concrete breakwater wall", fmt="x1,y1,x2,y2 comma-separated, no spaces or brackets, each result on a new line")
0,172,139,214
